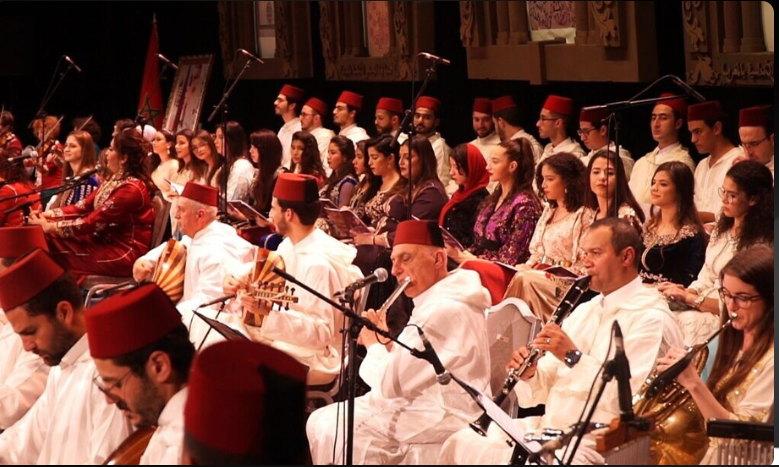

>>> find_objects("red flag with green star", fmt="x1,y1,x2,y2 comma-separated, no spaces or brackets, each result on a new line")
137,15,164,128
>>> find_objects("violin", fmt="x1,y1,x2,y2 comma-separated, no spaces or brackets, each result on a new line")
0,131,14,149
103,426,157,465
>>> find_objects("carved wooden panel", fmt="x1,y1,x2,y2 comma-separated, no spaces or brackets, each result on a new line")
590,1,621,47
318,1,434,81
682,1,773,86
218,1,313,80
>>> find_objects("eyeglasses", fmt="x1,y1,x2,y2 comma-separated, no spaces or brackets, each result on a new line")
93,369,133,398
717,187,740,204
719,288,762,309
577,128,597,137
299,111,314,118
538,116,560,123
741,138,768,150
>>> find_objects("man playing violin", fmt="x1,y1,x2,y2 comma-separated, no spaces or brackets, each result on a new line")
87,283,195,465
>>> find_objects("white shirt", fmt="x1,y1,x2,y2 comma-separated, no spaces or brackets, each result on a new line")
310,126,336,176
540,137,587,162
0,335,132,465
693,147,741,215
429,132,453,189
139,388,187,465
259,228,363,375
582,142,635,180
279,118,302,169
338,124,370,147
629,142,695,204
766,155,774,178
469,132,501,162
0,321,48,430
509,129,544,163
214,158,256,203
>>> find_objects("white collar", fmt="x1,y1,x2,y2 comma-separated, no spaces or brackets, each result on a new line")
655,141,682,157
61,334,90,369
157,388,188,429
599,276,645,315
281,118,300,130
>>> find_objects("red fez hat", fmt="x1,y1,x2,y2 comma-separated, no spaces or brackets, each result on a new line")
739,105,772,128
0,226,48,258
394,220,444,248
304,97,328,117
0,249,65,311
492,95,517,115
279,84,305,101
376,97,404,115
579,107,610,125
184,341,307,464
473,98,493,115
415,96,442,114
181,182,218,207
337,91,363,110
657,93,688,118
85,284,182,359
543,95,573,116
273,173,319,203
688,101,726,122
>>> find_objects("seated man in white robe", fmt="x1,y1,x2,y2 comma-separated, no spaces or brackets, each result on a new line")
307,220,492,465
133,182,254,346
0,249,132,464
438,218,685,465
87,284,195,465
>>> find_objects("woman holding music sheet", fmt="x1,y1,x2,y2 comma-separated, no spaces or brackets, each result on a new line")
47,130,100,210
503,152,594,320
657,246,774,465
0,151,40,226
28,129,155,277
439,143,490,249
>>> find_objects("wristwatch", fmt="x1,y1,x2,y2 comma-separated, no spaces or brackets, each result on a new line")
564,349,582,369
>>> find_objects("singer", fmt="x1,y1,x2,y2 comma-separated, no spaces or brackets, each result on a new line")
307,220,491,465
439,218,685,465
222,173,362,378
47,130,100,210
0,149,40,226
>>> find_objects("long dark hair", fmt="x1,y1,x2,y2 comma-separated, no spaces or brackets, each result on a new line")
534,152,586,210
354,139,381,205
484,138,538,207
249,129,283,213
194,130,223,186
219,121,250,174
714,160,773,251
583,149,645,223
115,128,156,194
175,129,208,181
396,135,444,199
646,161,704,234
707,246,774,410
148,128,177,174
290,131,325,180
322,135,357,200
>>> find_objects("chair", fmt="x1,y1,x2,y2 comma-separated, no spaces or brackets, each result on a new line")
484,298,542,413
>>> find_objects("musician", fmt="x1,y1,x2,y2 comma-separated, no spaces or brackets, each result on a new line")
579,108,635,179
307,220,491,464
469,98,501,165
491,95,544,162
0,151,40,227
375,96,404,138
275,84,304,169
348,139,381,223
214,121,256,203
736,105,774,177
300,97,336,175
224,174,362,380
629,94,695,204
334,90,370,145
172,128,208,189
413,96,453,188
248,129,287,215
289,131,326,186
439,143,490,250
439,218,684,465
0,227,50,430
86,284,195,465
536,95,586,162
30,115,64,198
133,182,253,341
0,110,23,156
658,161,773,346
657,246,774,465
583,148,645,225
0,249,131,464
47,130,99,210
28,129,155,277
320,135,358,208
182,341,308,464
149,129,180,201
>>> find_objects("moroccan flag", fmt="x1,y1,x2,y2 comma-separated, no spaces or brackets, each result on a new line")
137,17,164,128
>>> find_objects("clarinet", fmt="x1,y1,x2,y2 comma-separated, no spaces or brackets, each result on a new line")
470,274,592,436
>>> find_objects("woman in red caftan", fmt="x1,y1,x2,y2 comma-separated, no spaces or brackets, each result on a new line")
0,150,40,226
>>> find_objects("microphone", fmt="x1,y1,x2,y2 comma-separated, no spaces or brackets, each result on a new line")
7,148,36,164
416,327,451,385
197,293,237,309
612,321,634,421
237,48,265,64
156,53,179,70
336,268,388,295
418,52,451,66
65,165,101,183
671,76,706,102
63,55,82,73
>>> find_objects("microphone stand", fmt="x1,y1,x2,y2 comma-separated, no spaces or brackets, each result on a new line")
196,300,229,352
207,57,255,221
29,57,76,130
2,175,95,223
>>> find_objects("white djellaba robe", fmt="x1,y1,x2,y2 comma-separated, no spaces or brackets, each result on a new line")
139,388,188,465
0,314,49,430
628,142,695,204
307,269,492,465
508,129,544,163
139,220,254,347
428,132,454,190
438,277,685,465
0,335,132,464
582,142,635,180
469,132,501,164
339,124,370,147
279,117,302,169
693,147,741,217
540,137,587,163
310,126,337,176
